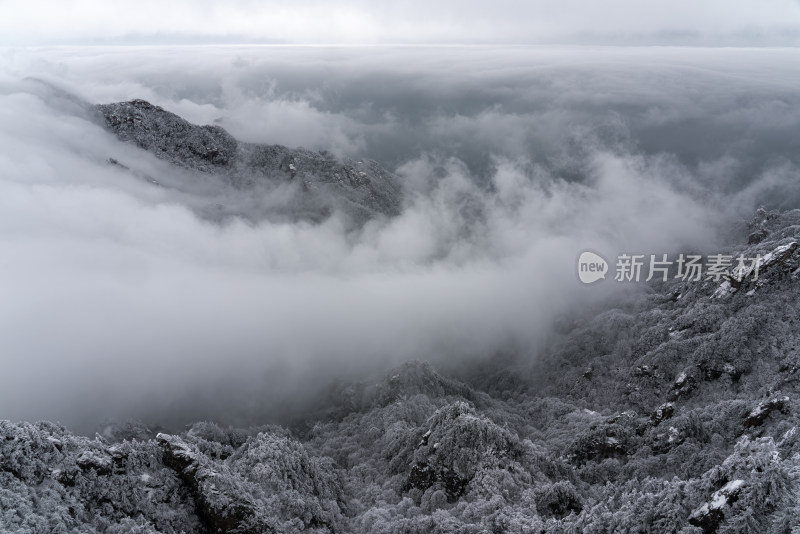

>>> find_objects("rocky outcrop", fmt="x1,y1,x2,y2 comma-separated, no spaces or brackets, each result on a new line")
744,396,790,428
689,479,745,533
157,433,270,534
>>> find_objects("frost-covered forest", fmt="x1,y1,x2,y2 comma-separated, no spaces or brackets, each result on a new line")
4,206,800,532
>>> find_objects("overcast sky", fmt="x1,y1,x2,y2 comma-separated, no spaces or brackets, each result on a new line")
3,0,800,46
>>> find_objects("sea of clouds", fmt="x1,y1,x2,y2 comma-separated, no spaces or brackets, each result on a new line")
1,45,798,431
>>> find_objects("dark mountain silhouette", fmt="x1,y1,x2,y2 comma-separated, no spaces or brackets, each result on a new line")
97,99,403,225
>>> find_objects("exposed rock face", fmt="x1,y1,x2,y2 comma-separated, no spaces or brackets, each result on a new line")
744,396,790,428
689,479,745,533
157,433,270,534
650,402,675,426
155,430,345,534
96,99,403,224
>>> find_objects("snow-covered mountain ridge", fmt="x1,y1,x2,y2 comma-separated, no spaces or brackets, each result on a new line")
96,99,403,225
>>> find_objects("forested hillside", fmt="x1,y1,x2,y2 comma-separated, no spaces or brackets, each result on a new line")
4,208,800,533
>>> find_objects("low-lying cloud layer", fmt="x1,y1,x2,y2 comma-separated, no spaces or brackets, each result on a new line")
1,46,799,431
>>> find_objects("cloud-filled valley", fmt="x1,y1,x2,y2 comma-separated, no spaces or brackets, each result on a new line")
1,46,800,432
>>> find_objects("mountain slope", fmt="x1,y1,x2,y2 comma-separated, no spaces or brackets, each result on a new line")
4,209,800,533
96,99,403,225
